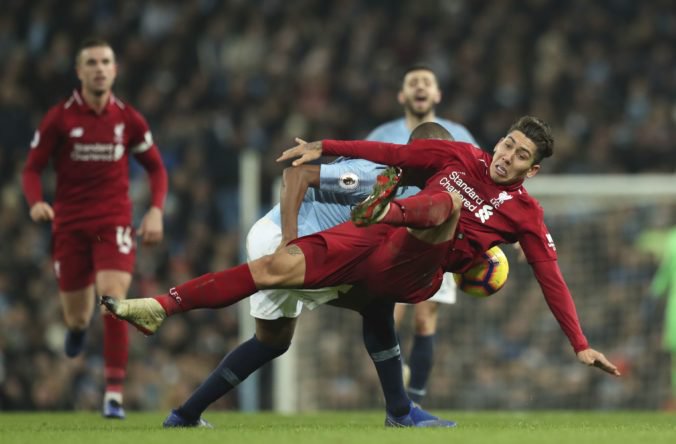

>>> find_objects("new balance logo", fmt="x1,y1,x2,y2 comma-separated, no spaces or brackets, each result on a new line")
30,131,40,149
69,127,84,138
546,233,556,251
475,205,494,223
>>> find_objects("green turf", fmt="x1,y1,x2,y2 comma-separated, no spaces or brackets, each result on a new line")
0,411,674,444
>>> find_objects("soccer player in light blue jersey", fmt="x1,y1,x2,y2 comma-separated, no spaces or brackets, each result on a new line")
367,65,477,405
159,123,457,428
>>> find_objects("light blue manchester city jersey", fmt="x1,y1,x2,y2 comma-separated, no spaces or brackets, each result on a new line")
264,158,386,236
367,117,477,197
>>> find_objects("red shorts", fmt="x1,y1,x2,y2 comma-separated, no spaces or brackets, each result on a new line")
51,225,136,291
293,222,451,303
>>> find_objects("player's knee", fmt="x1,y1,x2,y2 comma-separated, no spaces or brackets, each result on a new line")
448,192,462,217
251,255,281,287
98,288,126,300
415,315,438,334
426,192,462,227
255,317,295,349
63,312,91,330
414,302,438,334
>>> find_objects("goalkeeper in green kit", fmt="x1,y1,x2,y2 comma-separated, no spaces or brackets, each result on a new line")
650,228,676,410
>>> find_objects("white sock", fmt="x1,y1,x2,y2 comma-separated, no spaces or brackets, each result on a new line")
104,391,123,404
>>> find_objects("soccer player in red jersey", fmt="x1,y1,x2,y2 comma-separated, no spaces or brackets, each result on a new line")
21,38,168,419
104,116,618,425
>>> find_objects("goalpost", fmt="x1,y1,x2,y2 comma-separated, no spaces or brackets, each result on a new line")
239,155,299,412
246,166,676,411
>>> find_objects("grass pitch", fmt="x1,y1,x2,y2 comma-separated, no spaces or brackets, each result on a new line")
1,411,674,444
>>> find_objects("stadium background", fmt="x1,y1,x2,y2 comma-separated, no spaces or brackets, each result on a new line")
0,0,674,412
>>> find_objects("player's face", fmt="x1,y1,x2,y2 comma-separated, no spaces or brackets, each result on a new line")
398,70,441,118
76,46,117,96
489,131,541,185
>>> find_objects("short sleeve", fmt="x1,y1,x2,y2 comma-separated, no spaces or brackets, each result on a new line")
319,159,387,199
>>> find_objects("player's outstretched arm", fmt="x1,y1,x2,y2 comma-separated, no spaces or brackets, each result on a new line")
277,138,323,166
576,348,621,376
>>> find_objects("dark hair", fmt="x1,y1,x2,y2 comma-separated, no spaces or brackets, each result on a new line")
408,122,454,142
76,38,113,62
402,64,435,78
508,116,554,164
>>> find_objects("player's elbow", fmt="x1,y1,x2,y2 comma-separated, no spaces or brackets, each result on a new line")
424,192,462,227
282,166,300,185
449,192,462,217
283,165,320,188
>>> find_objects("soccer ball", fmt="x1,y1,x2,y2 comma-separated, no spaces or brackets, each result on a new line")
453,246,509,298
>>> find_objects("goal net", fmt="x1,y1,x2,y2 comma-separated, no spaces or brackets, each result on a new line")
270,175,676,411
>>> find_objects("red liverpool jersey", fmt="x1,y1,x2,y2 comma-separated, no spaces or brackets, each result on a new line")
322,139,588,352
323,139,556,269
22,90,161,232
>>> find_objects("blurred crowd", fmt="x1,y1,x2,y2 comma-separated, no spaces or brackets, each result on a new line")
0,0,675,411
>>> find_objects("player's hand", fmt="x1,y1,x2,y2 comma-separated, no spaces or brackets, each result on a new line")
276,138,322,166
29,201,55,222
138,206,163,245
576,348,621,376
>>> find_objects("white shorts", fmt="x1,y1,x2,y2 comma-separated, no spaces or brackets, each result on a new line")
246,217,352,320
427,272,457,304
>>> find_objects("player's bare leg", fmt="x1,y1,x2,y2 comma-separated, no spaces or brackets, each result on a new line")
97,270,132,419
60,285,96,358
102,245,307,335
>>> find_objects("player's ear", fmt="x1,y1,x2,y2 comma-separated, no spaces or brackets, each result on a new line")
397,90,405,105
526,164,540,179
433,89,442,105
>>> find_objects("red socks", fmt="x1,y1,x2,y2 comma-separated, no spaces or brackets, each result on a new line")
379,193,454,228
103,313,128,394
156,263,257,316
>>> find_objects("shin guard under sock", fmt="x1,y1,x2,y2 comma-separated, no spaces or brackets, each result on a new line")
156,264,257,315
361,302,410,417
380,193,454,228
407,334,435,403
179,335,288,420
103,313,128,394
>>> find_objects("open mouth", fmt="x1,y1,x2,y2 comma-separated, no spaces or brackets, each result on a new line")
494,164,507,177
414,95,428,105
